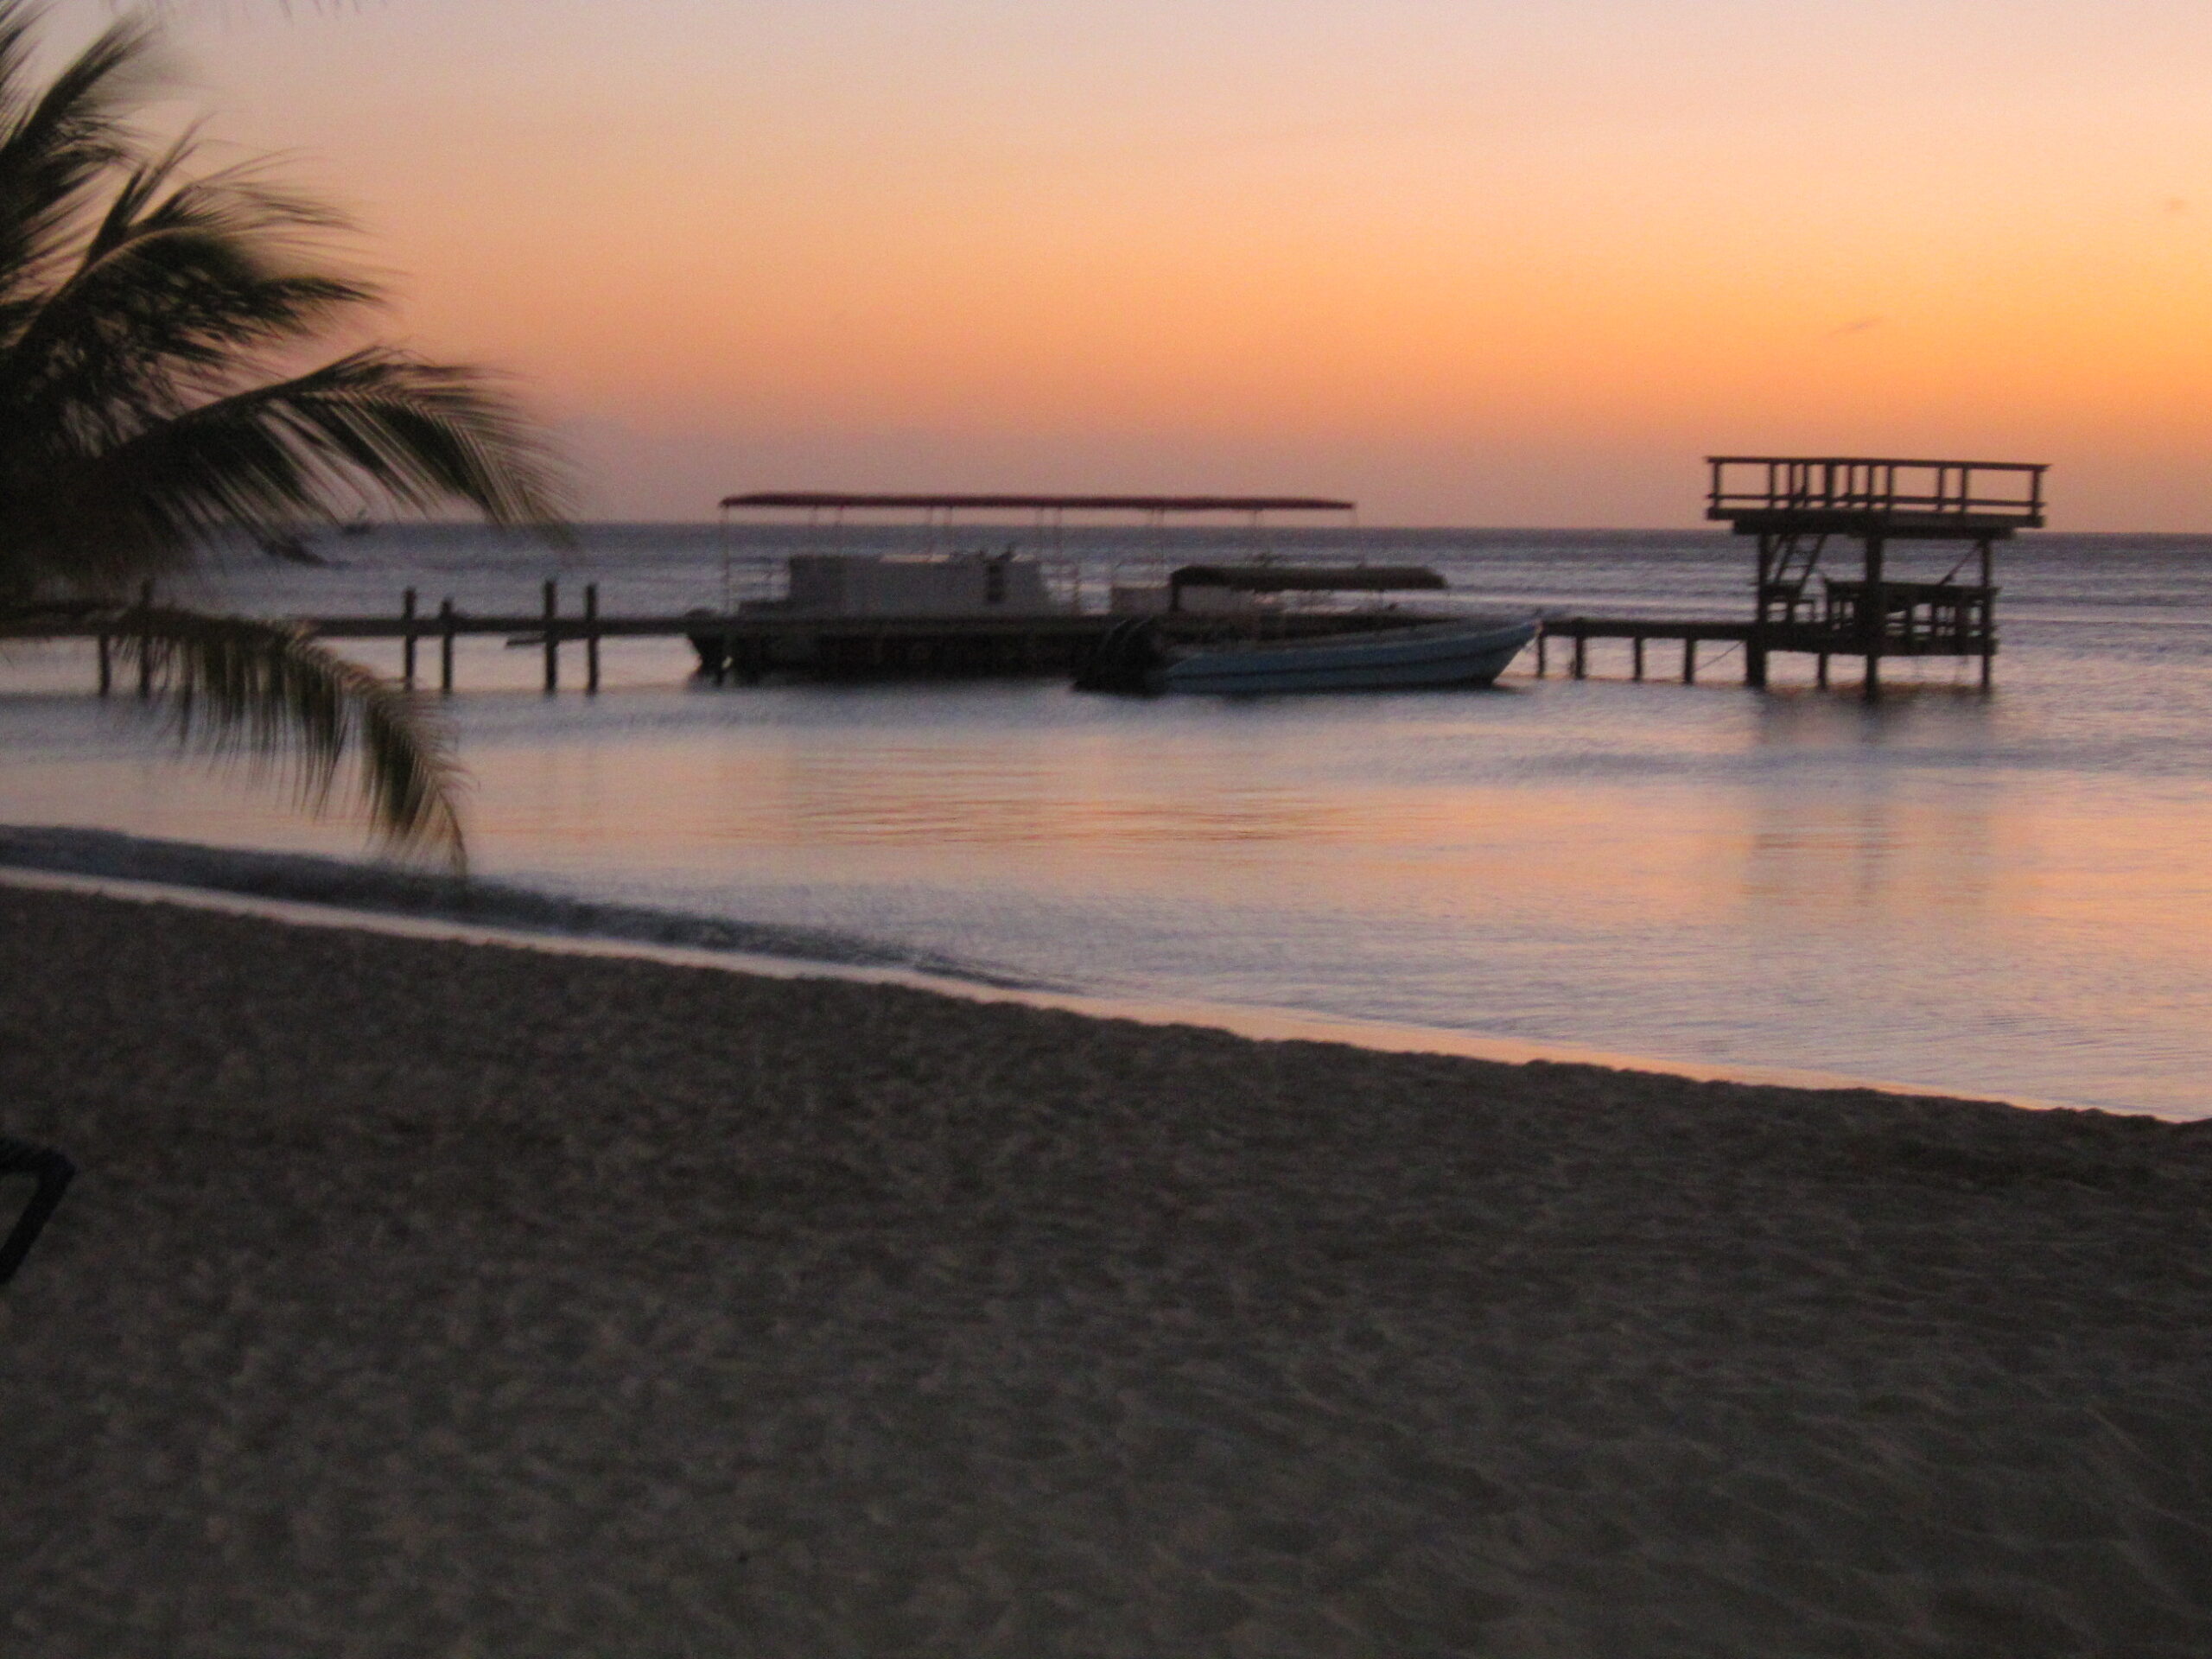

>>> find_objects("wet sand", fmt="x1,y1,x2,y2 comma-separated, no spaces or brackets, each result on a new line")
3,881,2209,1656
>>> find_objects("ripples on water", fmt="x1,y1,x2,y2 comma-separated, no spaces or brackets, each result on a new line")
3,524,2210,1116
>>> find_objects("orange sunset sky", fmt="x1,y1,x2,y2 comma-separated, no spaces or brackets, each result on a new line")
62,0,2212,526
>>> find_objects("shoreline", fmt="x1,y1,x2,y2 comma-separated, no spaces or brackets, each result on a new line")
0,862,2069,1118
0,823,2086,1117
4,881,2211,1653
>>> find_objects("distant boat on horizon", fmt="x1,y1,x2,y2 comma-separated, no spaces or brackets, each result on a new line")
257,531,329,568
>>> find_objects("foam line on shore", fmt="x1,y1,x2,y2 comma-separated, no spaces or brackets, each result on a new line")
0,823,1033,987
0,849,2070,1116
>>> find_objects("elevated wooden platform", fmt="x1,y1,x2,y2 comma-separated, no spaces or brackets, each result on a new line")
1705,455,2039,697
1705,456,2046,535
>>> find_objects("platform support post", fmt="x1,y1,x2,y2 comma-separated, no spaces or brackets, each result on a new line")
401,588,418,688
439,598,456,693
542,580,559,694
95,632,111,696
1631,636,1644,681
1682,638,1696,684
1745,634,1767,689
584,584,601,695
1815,652,1828,689
1535,632,1548,677
1860,531,1885,704
1572,633,1586,680
1979,537,1995,693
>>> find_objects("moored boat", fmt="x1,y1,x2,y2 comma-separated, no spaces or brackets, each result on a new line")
1154,614,1539,695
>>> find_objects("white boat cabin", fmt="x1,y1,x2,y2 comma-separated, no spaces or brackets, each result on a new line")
785,551,1056,618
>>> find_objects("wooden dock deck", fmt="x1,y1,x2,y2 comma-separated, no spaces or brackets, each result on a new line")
3,580,1421,696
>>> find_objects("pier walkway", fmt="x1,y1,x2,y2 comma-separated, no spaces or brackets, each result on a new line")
5,581,1414,696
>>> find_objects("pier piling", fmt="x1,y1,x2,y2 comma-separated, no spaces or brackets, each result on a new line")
439,598,456,694
542,581,558,695
401,588,417,689
585,584,601,694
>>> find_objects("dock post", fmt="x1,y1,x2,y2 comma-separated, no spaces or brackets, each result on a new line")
439,598,456,694
95,632,111,696
542,580,559,694
1535,632,1548,677
1745,634,1767,690
584,583,601,695
1815,652,1829,689
1571,633,1586,680
1631,636,1644,682
1860,531,1885,704
136,580,153,699
1682,638,1696,684
401,588,418,688
1978,537,1995,693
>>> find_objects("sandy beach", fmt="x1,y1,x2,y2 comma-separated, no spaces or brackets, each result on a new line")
3,882,2209,1656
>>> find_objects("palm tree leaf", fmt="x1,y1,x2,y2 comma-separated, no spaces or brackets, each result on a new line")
116,605,467,867
0,7,157,316
1,146,379,442
0,0,563,863
2,352,569,598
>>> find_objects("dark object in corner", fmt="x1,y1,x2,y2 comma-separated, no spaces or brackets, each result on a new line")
0,1137,74,1285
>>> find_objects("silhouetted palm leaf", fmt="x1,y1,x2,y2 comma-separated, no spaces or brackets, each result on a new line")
0,0,569,857
118,607,467,869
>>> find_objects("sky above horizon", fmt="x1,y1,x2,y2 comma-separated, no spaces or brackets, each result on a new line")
50,0,2212,526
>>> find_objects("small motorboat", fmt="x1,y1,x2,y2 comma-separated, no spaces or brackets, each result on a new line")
1155,614,1539,695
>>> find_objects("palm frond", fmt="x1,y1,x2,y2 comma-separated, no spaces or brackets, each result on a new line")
0,142,379,443
0,5,158,315
0,0,561,862
0,348,569,594
114,605,467,868
0,0,571,613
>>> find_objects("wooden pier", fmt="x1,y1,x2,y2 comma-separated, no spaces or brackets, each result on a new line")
4,461,2047,701
4,582,1420,696
1541,456,2045,700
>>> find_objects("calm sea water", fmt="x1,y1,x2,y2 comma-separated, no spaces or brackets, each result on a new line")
4,522,2211,1118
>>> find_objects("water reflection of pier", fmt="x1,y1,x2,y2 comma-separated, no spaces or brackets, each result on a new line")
1539,456,2045,701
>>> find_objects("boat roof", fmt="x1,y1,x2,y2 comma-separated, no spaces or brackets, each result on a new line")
720,493,1355,513
1172,564,1446,593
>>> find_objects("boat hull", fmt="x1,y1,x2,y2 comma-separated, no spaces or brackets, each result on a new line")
1157,617,1539,695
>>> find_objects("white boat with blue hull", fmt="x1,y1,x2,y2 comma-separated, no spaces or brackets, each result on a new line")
1157,614,1539,695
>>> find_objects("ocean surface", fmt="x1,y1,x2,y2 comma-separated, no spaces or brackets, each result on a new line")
4,520,2210,1118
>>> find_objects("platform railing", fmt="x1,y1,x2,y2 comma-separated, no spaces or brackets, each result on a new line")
1707,457,2046,524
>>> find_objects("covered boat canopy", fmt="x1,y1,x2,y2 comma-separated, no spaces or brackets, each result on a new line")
721,493,1355,514
1169,563,1446,595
